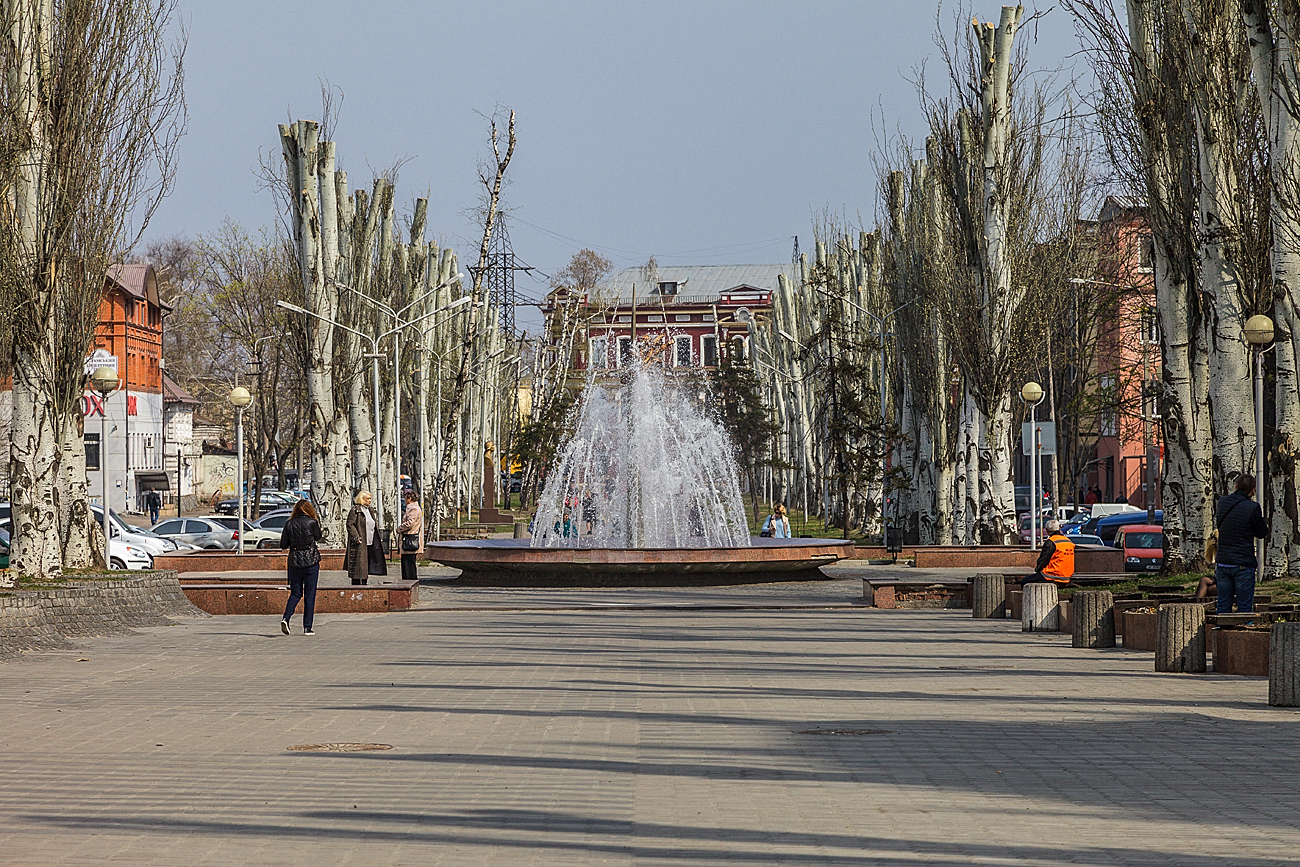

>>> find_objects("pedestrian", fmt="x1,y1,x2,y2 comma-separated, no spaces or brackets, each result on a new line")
582,489,596,535
1213,474,1268,614
146,490,161,524
396,489,423,583
279,499,323,635
1084,486,1101,506
1023,520,1074,585
761,504,791,539
345,490,386,586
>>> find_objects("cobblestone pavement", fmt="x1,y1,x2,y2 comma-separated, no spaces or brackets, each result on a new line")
2,576,1298,866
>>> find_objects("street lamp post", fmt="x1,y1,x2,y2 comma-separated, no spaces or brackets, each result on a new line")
229,386,252,554
1244,314,1275,571
1021,381,1045,549
277,293,468,538
91,366,119,568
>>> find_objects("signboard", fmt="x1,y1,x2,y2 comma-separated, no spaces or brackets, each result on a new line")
1021,421,1057,456
84,348,118,376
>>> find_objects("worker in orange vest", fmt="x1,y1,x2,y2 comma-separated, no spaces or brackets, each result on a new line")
1025,520,1074,585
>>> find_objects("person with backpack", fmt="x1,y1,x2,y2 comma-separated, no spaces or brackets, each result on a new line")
1212,474,1268,614
760,504,791,539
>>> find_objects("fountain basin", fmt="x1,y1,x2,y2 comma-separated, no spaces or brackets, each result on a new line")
425,537,857,587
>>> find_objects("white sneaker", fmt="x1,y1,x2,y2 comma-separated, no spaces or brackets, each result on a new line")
280,620,290,635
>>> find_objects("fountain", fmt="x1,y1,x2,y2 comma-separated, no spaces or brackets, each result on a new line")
426,357,855,585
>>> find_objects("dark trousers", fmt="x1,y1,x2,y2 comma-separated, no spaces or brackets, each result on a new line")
1214,564,1256,614
283,563,320,630
401,552,417,582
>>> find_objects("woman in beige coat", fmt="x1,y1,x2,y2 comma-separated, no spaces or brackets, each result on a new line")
344,491,386,585
396,489,424,582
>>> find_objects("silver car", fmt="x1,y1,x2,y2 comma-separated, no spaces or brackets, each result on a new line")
150,517,238,550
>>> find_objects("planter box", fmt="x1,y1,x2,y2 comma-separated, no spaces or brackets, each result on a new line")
1124,610,1158,651
1112,599,1154,637
865,581,969,609
155,549,347,573
1057,598,1073,634
1214,628,1270,677
182,579,418,615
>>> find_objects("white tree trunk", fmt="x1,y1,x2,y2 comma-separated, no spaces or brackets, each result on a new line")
57,412,95,569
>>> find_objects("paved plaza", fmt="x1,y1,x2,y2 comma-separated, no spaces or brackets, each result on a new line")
2,571,1299,866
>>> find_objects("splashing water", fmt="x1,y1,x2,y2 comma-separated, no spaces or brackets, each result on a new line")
532,361,751,549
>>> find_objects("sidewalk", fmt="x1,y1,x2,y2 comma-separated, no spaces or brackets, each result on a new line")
1,576,1297,865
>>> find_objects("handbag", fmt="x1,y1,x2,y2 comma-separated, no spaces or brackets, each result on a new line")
401,533,419,552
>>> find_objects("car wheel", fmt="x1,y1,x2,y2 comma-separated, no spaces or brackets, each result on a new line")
110,558,126,570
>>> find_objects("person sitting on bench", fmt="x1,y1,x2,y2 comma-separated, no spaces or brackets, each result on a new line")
1023,520,1074,585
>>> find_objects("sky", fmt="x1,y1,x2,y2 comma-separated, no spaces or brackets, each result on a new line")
149,1,1090,332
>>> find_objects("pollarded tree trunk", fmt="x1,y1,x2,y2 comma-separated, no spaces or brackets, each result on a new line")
1241,0,1300,576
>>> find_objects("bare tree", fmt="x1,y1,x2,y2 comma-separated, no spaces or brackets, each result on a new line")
0,0,185,581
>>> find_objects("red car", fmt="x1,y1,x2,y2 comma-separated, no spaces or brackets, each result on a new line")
1116,524,1164,572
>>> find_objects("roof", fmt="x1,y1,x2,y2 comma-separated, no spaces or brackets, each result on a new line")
106,263,169,310
596,264,796,305
1097,195,1148,223
162,372,199,405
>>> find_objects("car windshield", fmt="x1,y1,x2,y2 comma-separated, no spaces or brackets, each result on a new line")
1126,532,1164,549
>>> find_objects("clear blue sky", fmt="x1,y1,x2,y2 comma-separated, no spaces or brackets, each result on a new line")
150,1,1086,331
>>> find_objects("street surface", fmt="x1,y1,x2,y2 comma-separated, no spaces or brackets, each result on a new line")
2,573,1297,866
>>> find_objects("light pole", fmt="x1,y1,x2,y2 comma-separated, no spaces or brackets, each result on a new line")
1244,314,1274,571
91,366,119,568
1021,381,1045,549
277,294,468,535
229,386,252,554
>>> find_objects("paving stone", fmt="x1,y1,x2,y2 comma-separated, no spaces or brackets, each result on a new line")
0,575,1297,865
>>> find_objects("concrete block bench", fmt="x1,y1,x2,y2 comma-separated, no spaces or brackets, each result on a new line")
182,580,418,615
864,580,970,609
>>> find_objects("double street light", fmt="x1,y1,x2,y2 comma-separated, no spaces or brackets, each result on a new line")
276,290,470,532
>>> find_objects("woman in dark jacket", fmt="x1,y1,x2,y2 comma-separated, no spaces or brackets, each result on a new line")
345,490,386,585
279,499,323,635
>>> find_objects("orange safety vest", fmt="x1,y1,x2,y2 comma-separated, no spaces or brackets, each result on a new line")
1042,534,1075,582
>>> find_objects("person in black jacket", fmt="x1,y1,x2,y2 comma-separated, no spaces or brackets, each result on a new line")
1215,474,1269,614
279,499,324,635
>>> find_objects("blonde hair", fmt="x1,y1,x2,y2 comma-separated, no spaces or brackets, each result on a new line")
354,491,371,506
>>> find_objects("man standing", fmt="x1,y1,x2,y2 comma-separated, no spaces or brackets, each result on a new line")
1024,520,1074,585
1214,474,1268,614
146,490,160,524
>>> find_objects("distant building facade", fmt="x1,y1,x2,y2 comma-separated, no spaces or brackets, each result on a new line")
544,265,796,373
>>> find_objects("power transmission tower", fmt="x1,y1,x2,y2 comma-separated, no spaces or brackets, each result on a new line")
485,215,533,337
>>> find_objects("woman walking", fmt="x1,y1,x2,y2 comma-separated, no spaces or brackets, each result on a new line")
396,489,424,582
279,500,323,635
345,491,386,586
761,504,792,539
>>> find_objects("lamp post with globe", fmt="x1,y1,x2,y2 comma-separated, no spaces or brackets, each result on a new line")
1021,381,1045,549
1244,314,1275,570
91,366,119,568
229,386,252,554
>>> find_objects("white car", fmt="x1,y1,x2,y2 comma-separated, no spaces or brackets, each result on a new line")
0,517,151,569
91,505,191,557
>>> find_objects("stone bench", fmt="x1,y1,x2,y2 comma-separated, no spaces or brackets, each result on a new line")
864,580,969,609
181,579,419,615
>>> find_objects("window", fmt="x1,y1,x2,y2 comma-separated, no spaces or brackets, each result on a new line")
616,315,631,323
1099,373,1118,437
701,335,717,368
731,336,747,362
703,313,716,322
657,281,678,295
1140,308,1159,346
154,520,182,535
185,520,210,534
85,433,100,471
1138,234,1153,270
589,336,608,369
674,314,691,322
647,314,663,323
675,336,692,367
618,337,634,367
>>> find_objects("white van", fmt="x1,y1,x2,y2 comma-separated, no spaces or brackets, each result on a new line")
1087,503,1144,520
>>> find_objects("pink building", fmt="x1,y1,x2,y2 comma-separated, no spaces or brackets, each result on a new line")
545,265,794,372
1088,196,1162,508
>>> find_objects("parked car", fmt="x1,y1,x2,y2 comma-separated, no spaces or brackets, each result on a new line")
0,518,151,569
1115,524,1165,572
252,509,293,533
1069,533,1107,547
90,505,190,557
204,515,281,547
1077,504,1149,537
1017,514,1054,545
1095,510,1164,546
1014,485,1052,516
214,490,299,516
149,517,239,550
1061,512,1092,534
